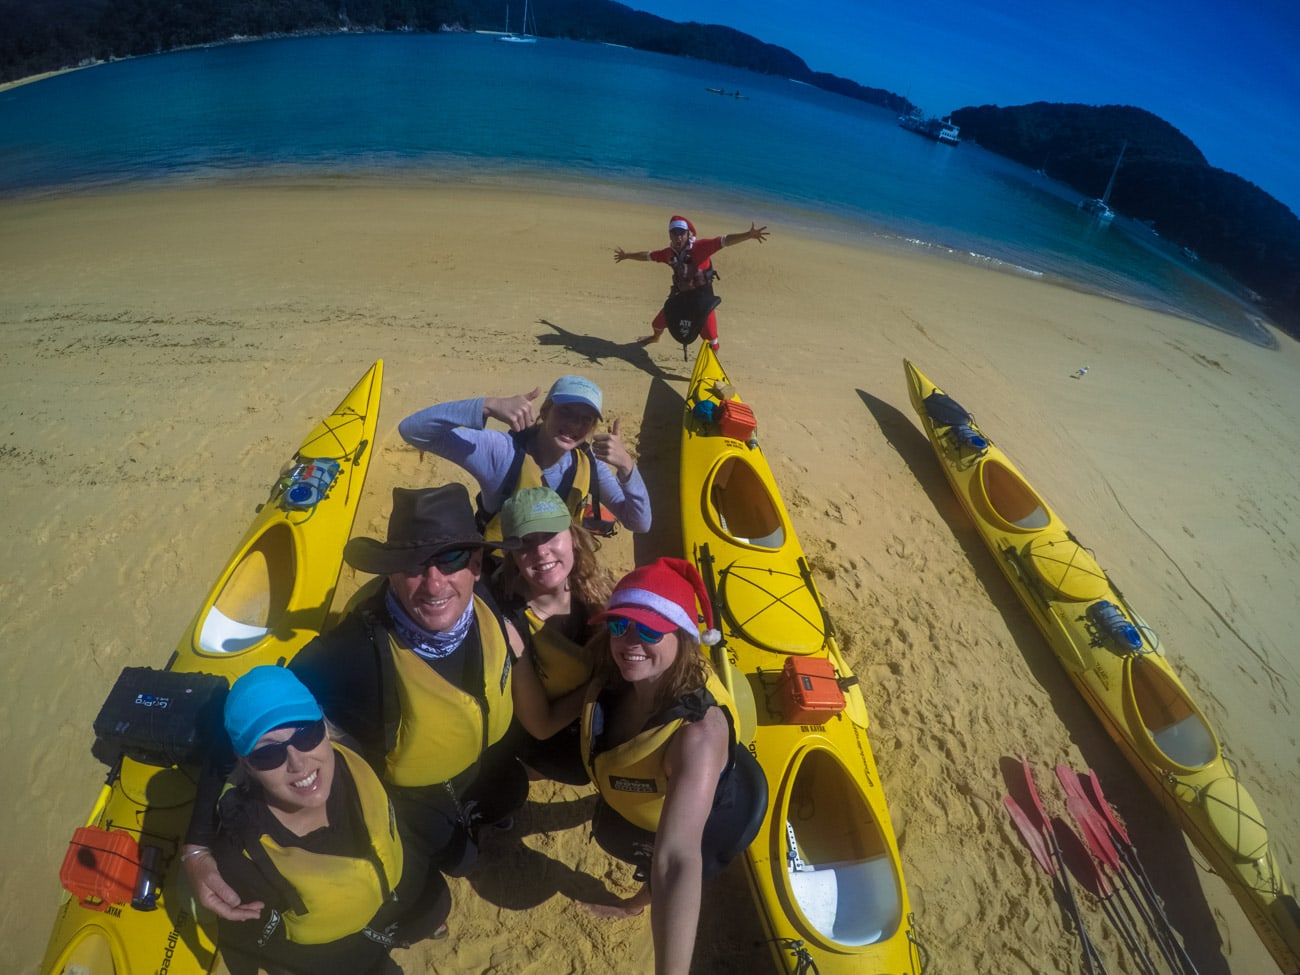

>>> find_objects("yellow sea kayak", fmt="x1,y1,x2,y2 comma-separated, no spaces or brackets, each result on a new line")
41,360,384,975
680,343,922,975
903,358,1300,974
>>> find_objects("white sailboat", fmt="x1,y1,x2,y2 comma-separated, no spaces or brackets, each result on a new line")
1079,140,1127,222
498,1,538,43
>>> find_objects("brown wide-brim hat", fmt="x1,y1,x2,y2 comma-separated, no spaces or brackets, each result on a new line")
343,484,490,576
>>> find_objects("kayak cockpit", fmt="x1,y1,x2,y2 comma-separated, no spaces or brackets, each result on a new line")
781,747,902,947
974,459,1051,531
198,522,296,654
1126,656,1219,770
707,456,785,549
43,925,125,973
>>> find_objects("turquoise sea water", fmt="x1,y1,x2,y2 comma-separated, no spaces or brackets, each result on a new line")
0,32,1270,345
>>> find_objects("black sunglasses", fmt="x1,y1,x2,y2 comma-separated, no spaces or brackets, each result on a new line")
244,720,327,771
669,228,689,237
408,547,474,576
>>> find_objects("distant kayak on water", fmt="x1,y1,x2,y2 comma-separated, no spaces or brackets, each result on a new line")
706,87,748,99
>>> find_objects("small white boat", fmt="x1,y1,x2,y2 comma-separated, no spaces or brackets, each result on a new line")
1079,140,1126,222
498,0,538,43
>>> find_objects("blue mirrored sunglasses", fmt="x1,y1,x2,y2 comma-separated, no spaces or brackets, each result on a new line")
607,617,669,644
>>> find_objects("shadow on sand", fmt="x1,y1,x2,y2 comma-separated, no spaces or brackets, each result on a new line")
536,319,692,383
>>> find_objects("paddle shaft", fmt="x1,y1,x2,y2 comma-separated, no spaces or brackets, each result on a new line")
1079,768,1201,975
1060,781,1183,975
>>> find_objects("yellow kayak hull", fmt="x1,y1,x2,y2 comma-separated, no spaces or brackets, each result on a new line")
41,361,384,975
680,344,921,974
904,358,1300,973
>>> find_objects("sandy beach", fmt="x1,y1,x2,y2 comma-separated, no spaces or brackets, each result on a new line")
3,179,1298,974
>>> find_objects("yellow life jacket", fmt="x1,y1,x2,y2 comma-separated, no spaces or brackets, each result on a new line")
384,595,514,787
581,670,736,832
526,606,595,700
238,744,404,946
482,435,593,543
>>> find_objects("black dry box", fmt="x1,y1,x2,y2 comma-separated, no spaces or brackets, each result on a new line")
93,667,229,767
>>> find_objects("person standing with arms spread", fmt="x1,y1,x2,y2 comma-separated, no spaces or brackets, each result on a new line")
614,215,769,352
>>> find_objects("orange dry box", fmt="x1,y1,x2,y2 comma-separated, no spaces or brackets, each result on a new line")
717,401,757,441
59,826,141,909
779,656,846,724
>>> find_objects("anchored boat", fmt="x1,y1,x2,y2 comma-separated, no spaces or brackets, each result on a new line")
904,358,1300,973
680,343,922,974
41,361,384,975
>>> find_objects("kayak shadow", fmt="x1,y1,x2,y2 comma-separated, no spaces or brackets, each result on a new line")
631,376,688,565
535,319,691,382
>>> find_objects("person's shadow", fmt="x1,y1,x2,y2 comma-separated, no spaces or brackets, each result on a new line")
536,318,691,382
467,788,611,909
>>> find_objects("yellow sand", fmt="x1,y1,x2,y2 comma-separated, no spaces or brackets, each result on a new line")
2,180,1297,974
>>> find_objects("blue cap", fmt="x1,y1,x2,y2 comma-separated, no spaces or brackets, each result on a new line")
224,666,324,756
546,375,602,418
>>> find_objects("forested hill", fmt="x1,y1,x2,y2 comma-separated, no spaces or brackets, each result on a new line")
0,0,909,112
951,103,1300,339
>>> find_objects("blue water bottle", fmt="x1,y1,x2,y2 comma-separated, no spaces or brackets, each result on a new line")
951,423,988,451
1086,600,1143,652
284,459,340,510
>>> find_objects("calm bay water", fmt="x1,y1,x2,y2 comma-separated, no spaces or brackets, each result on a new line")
0,32,1270,345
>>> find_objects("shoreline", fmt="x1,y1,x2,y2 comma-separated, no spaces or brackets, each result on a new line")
1,168,1282,352
3,180,1297,974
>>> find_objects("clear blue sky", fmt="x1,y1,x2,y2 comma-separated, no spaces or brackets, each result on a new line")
623,1,1300,217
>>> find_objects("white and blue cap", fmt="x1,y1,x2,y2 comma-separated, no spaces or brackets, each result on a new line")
224,666,323,757
546,375,602,418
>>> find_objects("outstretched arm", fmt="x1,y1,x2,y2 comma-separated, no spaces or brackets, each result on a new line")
650,709,730,975
722,223,769,247
614,247,652,262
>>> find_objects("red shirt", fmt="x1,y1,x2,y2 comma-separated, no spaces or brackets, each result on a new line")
649,236,724,292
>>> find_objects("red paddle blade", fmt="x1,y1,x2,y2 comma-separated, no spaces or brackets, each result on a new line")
1005,795,1055,877
1019,755,1051,832
1084,768,1132,846
1055,764,1088,803
1056,816,1114,898
1067,794,1123,873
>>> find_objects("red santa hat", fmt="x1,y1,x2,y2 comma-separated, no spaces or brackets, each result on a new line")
668,215,696,235
592,557,721,646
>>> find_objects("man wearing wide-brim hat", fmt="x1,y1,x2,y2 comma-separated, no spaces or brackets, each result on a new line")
183,483,527,936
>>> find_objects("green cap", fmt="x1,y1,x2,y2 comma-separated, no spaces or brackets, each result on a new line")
500,487,573,547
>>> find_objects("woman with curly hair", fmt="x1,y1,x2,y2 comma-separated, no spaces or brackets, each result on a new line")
576,558,767,975
497,486,615,784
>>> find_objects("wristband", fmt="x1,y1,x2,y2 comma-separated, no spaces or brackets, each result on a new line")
180,847,212,862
